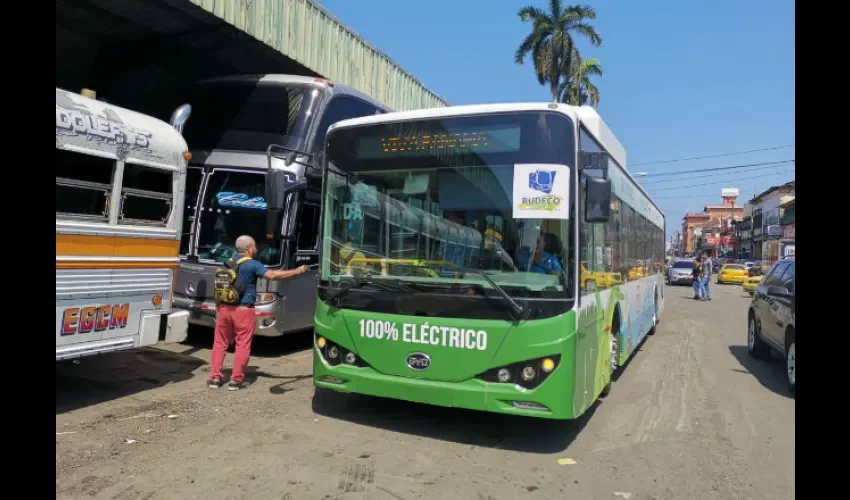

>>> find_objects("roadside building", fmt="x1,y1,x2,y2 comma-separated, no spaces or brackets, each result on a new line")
750,181,795,263
779,198,795,259
684,188,744,258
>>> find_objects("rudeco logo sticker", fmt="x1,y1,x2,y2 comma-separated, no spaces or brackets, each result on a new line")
512,164,570,220
60,304,130,336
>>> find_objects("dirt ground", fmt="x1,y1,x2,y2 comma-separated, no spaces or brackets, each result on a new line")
56,283,794,500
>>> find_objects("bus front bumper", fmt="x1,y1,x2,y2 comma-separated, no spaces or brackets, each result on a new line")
173,296,283,337
313,349,575,420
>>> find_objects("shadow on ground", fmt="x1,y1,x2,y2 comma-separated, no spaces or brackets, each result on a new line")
56,347,205,415
311,388,601,454
728,345,792,399
56,326,314,414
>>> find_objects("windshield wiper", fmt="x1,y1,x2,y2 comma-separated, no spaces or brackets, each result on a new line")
458,268,525,319
325,277,408,303
325,278,371,304
381,262,526,318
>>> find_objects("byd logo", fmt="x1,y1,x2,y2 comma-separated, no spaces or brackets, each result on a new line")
406,352,431,371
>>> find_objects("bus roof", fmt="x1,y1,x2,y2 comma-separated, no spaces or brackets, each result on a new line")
197,74,391,110
56,88,188,171
575,106,626,169
329,101,578,131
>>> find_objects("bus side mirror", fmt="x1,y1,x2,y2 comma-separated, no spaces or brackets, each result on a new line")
585,177,611,223
264,170,306,239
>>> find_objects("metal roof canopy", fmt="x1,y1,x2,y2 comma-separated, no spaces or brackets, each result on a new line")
56,0,447,113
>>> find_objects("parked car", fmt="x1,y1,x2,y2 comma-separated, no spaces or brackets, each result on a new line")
667,259,696,285
717,263,748,284
742,274,762,295
747,259,795,393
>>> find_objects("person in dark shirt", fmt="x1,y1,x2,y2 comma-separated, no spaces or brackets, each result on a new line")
209,235,308,391
692,256,703,300
700,254,713,301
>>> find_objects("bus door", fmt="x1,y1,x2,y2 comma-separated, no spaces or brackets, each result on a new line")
281,184,322,330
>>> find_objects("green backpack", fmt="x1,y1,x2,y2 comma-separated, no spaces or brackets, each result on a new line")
213,256,252,305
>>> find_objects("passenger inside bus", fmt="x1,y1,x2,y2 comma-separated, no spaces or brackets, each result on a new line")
517,232,564,275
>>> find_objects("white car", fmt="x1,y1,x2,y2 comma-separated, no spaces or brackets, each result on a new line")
667,259,696,285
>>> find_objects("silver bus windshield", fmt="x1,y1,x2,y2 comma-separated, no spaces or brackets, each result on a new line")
195,169,283,267
179,81,320,153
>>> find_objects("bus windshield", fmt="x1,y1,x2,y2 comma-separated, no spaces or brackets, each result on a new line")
322,111,576,299
179,81,319,153
195,169,282,267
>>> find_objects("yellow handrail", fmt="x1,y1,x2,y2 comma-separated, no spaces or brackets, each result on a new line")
345,258,459,277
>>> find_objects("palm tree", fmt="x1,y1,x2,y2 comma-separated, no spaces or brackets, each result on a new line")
559,56,603,107
514,1,602,101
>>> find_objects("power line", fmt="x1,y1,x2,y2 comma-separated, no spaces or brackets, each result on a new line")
630,144,794,167
640,162,791,185
639,159,794,178
651,170,795,198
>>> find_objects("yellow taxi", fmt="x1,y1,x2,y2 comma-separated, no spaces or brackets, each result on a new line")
717,263,748,284
581,262,623,290
742,275,762,295
627,262,648,281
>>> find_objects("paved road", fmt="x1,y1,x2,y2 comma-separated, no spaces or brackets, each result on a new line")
56,282,794,500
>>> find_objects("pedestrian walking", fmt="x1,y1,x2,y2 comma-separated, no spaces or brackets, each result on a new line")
692,256,703,300
208,235,309,391
701,253,713,301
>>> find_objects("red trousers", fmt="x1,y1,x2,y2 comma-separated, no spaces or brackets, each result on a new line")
210,305,256,384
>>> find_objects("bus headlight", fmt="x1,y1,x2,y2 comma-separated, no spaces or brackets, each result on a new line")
316,336,368,368
477,355,561,390
255,293,276,305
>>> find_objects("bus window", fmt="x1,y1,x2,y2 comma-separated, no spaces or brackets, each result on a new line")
195,169,281,266
296,202,321,251
55,148,114,222
120,163,173,226
311,96,381,152
179,83,308,153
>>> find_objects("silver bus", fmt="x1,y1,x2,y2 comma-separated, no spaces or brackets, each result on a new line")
170,75,391,337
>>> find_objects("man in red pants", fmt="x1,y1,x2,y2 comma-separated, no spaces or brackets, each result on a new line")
208,235,309,391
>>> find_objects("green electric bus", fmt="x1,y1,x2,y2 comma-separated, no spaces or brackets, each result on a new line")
300,103,665,419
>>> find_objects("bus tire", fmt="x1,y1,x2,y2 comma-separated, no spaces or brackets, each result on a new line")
601,315,620,398
648,292,659,335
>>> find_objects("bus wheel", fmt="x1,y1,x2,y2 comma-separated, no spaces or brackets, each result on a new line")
648,293,659,335
601,317,620,397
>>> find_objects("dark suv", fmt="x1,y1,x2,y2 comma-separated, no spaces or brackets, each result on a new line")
747,259,795,393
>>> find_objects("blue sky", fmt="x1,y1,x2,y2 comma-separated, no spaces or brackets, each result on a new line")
320,0,795,238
